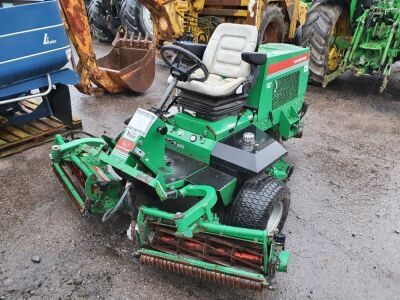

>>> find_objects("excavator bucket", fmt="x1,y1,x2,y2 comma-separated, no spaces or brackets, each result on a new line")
59,0,155,95
96,32,155,94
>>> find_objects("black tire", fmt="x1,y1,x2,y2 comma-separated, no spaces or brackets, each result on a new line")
226,175,290,233
120,0,153,39
258,5,285,45
88,0,120,43
47,84,73,128
300,2,343,84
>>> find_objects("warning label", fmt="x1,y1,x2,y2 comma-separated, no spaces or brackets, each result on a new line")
115,137,135,154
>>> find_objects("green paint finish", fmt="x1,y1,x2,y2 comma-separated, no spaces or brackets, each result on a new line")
248,44,308,138
170,111,254,141
277,250,291,272
136,117,167,174
197,220,267,243
138,184,218,238
325,1,400,91
350,0,358,23
165,123,216,164
267,159,292,181
279,106,300,140
53,162,85,208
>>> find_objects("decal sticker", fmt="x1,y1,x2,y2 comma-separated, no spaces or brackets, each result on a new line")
43,33,56,45
125,130,139,141
267,53,310,75
115,137,135,154
127,108,157,137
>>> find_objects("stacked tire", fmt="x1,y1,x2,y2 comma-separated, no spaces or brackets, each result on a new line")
119,0,153,39
300,2,343,84
87,0,153,43
87,0,121,43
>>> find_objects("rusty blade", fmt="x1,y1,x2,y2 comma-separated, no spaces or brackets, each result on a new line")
139,253,265,290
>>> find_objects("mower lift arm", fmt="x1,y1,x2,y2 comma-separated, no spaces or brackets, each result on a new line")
139,184,218,238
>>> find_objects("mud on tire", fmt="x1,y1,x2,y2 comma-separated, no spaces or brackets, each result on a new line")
120,0,153,39
258,5,285,44
88,0,120,43
300,2,343,84
226,175,290,233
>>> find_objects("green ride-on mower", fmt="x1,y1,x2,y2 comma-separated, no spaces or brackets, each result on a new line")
50,23,309,290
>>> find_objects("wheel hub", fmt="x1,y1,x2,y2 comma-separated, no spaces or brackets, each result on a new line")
142,6,153,36
267,200,284,232
327,44,341,72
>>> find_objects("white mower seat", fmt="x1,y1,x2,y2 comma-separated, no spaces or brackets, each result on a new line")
173,23,258,97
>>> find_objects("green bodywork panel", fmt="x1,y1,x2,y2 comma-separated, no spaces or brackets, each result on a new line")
50,43,309,284
267,159,293,181
350,0,358,23
248,43,309,139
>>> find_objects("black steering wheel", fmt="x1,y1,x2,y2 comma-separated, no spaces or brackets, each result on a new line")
160,45,209,83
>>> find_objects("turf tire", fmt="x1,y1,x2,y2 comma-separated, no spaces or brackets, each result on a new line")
226,175,290,233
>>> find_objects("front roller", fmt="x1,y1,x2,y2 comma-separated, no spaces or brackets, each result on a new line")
132,185,290,291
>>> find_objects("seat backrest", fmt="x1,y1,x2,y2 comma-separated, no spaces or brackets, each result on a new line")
202,23,258,79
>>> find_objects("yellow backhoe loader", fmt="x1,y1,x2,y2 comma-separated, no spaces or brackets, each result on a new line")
143,0,309,45
58,0,308,95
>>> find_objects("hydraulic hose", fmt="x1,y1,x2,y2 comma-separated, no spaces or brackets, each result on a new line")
63,130,96,140
102,182,133,222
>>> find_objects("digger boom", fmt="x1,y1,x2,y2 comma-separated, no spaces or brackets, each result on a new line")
59,0,155,95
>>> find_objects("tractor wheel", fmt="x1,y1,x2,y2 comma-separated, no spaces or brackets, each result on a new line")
226,175,290,233
87,0,119,43
120,0,153,39
258,5,285,44
300,2,343,85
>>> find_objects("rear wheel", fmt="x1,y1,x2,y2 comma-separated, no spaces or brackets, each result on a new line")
258,5,285,45
226,175,290,233
300,2,343,84
120,0,153,39
88,0,120,43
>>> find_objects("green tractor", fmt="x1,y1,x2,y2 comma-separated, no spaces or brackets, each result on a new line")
301,0,400,92
51,23,309,290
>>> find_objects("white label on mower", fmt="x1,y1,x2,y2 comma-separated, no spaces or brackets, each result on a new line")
127,108,157,137
304,64,309,73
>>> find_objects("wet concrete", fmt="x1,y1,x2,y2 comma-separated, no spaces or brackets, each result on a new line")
0,43,399,299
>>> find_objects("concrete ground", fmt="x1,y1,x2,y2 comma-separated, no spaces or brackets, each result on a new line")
1,43,400,300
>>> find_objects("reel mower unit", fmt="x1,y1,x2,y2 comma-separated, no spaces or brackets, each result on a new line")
51,23,309,290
